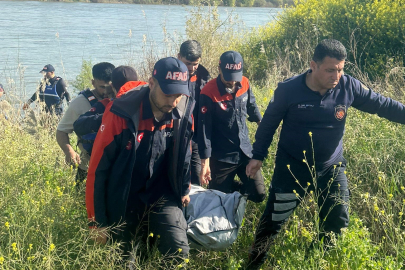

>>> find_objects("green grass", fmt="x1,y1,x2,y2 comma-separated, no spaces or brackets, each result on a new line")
2,79,405,269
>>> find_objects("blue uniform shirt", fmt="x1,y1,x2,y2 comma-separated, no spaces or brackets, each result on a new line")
253,71,405,171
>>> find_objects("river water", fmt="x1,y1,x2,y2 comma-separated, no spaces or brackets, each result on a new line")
0,1,280,98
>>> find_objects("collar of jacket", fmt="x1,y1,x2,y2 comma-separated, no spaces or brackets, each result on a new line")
110,85,149,136
195,64,210,81
116,81,148,98
216,76,242,96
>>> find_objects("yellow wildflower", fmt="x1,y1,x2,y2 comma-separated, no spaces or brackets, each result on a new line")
0,256,4,264
307,182,310,186
49,243,55,252
399,212,403,217
308,131,312,137
149,233,154,237
4,222,9,229
178,248,182,253
388,194,393,199
287,164,290,169
184,258,190,263
11,242,17,252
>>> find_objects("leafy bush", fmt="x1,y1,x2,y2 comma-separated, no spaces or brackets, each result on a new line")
239,0,405,83
71,60,93,93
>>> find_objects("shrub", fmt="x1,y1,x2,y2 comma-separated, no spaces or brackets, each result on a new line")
71,60,93,93
239,0,405,84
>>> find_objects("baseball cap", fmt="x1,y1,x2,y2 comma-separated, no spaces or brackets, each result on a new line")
219,51,243,82
40,64,55,73
0,84,4,93
112,66,138,91
152,57,189,96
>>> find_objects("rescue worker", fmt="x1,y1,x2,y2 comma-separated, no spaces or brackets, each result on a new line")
86,57,194,260
23,64,71,115
178,40,210,185
73,65,147,154
56,62,115,185
246,39,405,269
198,51,266,203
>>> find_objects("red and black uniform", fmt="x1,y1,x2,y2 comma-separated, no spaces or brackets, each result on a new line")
86,85,194,257
188,64,210,185
198,76,265,202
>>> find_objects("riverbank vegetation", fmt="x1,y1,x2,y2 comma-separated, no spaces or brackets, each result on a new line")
1,0,405,269
34,0,293,8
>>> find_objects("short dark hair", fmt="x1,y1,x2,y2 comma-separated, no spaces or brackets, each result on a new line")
92,62,115,82
313,39,347,63
179,40,202,61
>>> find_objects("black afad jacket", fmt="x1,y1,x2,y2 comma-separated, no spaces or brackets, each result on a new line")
86,85,194,228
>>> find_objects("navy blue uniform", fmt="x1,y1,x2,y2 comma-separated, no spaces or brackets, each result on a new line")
198,76,265,202
29,76,71,115
250,71,405,262
188,65,210,185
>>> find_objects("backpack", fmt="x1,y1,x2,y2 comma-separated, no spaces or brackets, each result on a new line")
78,89,99,154
185,185,247,250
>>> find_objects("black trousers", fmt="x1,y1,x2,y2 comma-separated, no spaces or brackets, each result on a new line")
112,194,189,259
190,141,201,186
252,151,350,256
208,156,266,203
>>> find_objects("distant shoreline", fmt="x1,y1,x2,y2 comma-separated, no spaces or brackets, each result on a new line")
10,0,291,8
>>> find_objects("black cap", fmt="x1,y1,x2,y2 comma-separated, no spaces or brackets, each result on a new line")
152,57,189,96
219,51,243,82
40,64,55,73
112,66,138,91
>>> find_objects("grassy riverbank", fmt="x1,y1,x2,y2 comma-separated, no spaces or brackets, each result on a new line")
1,1,405,269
